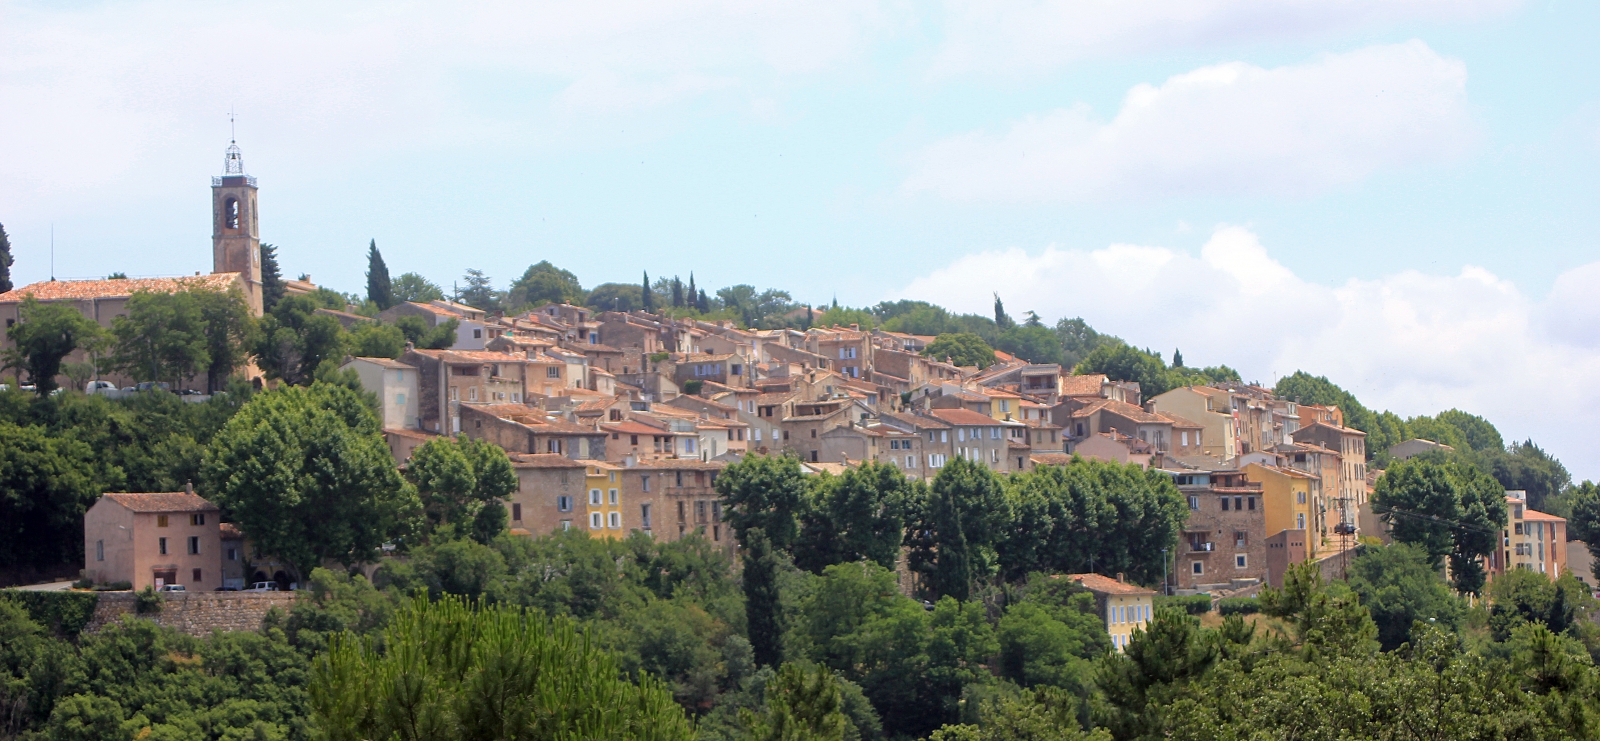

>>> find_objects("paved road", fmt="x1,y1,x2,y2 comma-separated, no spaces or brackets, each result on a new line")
10,580,75,591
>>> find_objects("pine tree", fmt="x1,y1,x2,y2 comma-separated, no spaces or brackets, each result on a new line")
365,239,394,310
743,528,787,667
994,293,1014,330
671,276,684,307
0,221,12,294
260,243,286,313
1173,348,1184,368
641,271,655,313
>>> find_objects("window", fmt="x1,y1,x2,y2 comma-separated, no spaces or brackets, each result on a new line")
609,488,618,505
641,474,651,492
562,520,572,530
558,496,573,512
1297,513,1306,530
1188,496,1200,510
187,536,200,555
676,471,684,487
227,548,237,561
1247,497,1256,511
193,568,203,583
685,438,696,453
1296,491,1306,505
96,540,104,561
753,428,762,442
906,456,915,468
1221,497,1230,511
990,427,1000,439
590,489,602,506
590,512,603,529
157,515,169,528
810,429,817,438
712,502,723,523
225,197,239,228
1234,531,1248,547
677,501,686,521
547,367,560,378
473,329,483,339
1192,561,1203,575
512,503,523,521
396,393,407,406
159,537,168,555
695,501,708,523
641,504,652,529
713,524,721,541
940,431,948,443
191,513,206,526
608,512,621,529
1235,554,1248,569
468,387,478,401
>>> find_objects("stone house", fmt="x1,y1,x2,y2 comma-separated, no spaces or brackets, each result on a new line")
402,348,531,435
459,403,606,459
341,357,420,430
1168,469,1268,591
1148,386,1238,460
84,490,225,591
505,454,590,536
1292,422,1369,511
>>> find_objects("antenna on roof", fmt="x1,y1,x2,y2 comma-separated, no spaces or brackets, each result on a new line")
229,105,236,142
50,224,55,281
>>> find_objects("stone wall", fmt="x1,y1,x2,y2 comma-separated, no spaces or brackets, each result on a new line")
83,591,299,636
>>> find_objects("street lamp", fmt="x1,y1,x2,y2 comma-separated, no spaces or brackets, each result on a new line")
1162,547,1169,596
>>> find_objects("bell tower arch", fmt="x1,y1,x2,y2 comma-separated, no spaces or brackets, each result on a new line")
211,137,264,315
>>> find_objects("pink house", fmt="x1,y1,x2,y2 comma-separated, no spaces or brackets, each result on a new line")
83,490,224,591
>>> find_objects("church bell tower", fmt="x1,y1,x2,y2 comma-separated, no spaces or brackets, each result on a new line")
211,137,264,315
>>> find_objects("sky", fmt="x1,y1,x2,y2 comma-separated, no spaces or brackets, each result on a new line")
1,0,1597,477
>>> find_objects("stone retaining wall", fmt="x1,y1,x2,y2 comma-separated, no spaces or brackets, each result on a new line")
84,591,299,636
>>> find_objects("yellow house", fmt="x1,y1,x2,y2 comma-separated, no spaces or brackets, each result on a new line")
1069,573,1157,653
1243,462,1317,557
986,390,1025,421
584,462,626,539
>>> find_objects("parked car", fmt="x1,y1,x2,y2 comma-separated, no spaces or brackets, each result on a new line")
86,381,118,394
158,584,187,592
134,381,172,393
244,582,279,592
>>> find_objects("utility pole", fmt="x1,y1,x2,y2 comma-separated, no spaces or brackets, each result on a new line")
1162,547,1169,596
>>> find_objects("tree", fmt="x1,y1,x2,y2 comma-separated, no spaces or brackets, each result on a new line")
103,289,208,387
200,382,420,578
993,294,1014,331
586,282,644,312
995,325,1064,365
1054,317,1113,369
716,454,808,550
697,289,710,313
1567,481,1600,567
0,221,12,294
0,422,101,570
1073,343,1173,397
1371,458,1507,594
1484,440,1570,513
2,296,105,394
671,276,685,308
390,271,445,303
311,594,694,741
193,288,256,393
743,528,787,668
251,294,348,386
508,261,584,311
1172,348,1183,368
347,321,406,359
795,461,913,573
1346,543,1465,651
926,483,973,600
924,333,995,368
259,243,286,313
687,273,697,308
364,240,393,310
911,457,1010,599
740,663,849,741
406,435,517,544
395,315,458,350
456,269,503,312
641,271,655,313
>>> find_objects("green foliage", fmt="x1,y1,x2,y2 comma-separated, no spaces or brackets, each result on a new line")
455,268,503,312
311,594,693,741
1487,569,1597,642
1346,543,1464,651
0,590,100,637
815,306,877,331
914,457,1010,600
996,577,1108,691
1484,440,1571,514
995,324,1064,365
252,294,348,386
260,243,286,312
744,529,787,668
716,454,808,550
999,460,1187,585
194,287,257,393
795,461,914,574
0,421,102,570
683,379,704,395
587,282,645,312
932,686,1112,741
1259,561,1379,659
739,662,850,741
201,383,420,577
405,435,517,544
364,240,393,310
1073,343,1174,397
346,321,406,359
1567,481,1600,567
924,333,996,368
1092,607,1219,739
1155,595,1212,616
0,221,11,294
104,288,209,386
2,296,106,394
393,314,458,350
390,272,445,303
507,260,584,311
134,585,162,614
1215,598,1260,617
1371,458,1508,594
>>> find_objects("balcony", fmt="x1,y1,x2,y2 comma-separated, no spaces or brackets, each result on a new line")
1190,542,1215,552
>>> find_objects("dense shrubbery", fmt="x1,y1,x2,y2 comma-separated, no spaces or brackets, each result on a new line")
1155,595,1212,616
1215,597,1258,617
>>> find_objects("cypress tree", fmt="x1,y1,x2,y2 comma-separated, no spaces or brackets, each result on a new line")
641,271,655,313
687,272,697,309
743,528,787,667
671,276,684,307
366,239,393,310
1173,348,1184,368
0,222,12,293
259,243,286,313
697,289,709,313
993,293,1014,330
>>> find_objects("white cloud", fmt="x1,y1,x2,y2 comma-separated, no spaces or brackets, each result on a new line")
892,226,1600,480
905,41,1477,202
931,0,1521,76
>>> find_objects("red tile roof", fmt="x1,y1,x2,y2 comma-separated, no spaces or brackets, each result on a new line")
0,274,242,303
102,492,219,513
928,408,1004,427
509,453,588,469
1058,374,1109,397
1066,572,1156,596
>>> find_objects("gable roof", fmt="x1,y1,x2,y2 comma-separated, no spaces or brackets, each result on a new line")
0,273,242,303
1058,374,1109,397
1066,572,1157,596
928,408,1004,427
101,492,219,513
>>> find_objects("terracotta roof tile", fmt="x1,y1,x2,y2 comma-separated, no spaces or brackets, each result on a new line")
509,453,588,469
101,492,219,513
1059,374,1108,397
0,274,242,303
1066,572,1156,596
928,408,1005,427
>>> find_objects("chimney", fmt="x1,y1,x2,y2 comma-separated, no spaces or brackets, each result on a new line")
1116,572,1126,583
184,480,194,495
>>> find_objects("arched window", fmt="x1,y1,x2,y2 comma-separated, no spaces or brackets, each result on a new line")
225,198,240,229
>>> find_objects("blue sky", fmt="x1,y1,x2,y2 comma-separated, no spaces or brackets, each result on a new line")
3,0,1598,476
